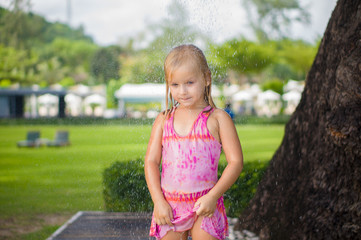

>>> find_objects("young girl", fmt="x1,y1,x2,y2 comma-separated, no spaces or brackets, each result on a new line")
144,44,243,240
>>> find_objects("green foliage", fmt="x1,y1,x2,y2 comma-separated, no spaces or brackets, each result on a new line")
0,6,93,49
45,38,98,71
0,79,12,87
91,46,122,84
277,39,318,78
106,79,124,108
119,52,164,84
265,62,299,80
208,39,276,75
102,158,268,217
103,159,153,212
261,78,285,95
219,160,268,217
59,76,76,87
0,5,96,86
261,39,318,81
0,44,38,83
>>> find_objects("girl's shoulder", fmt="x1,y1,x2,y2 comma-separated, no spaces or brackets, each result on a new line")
207,108,233,139
153,111,167,131
209,108,233,123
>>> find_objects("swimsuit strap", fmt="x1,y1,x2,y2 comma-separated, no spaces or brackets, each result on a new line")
201,105,214,119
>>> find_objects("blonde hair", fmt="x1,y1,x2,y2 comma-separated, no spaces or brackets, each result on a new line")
163,44,216,118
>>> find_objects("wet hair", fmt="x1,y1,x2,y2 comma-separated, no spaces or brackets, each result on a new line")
163,44,216,118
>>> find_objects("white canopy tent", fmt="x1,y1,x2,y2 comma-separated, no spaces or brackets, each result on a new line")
115,83,166,117
223,84,240,97
65,93,82,116
232,90,253,101
83,94,107,116
256,90,282,117
37,93,59,117
231,89,255,115
283,90,301,102
84,94,106,105
284,80,304,93
283,90,302,115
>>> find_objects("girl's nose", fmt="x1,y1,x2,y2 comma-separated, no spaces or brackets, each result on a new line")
180,85,187,94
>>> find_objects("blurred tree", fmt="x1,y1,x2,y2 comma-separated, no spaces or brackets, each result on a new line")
264,39,319,81
36,57,66,86
0,1,97,86
0,44,38,84
106,79,124,108
43,23,93,44
0,0,32,49
91,45,122,84
42,38,98,71
264,62,298,81
59,76,76,87
241,0,310,41
236,0,361,239
261,78,284,95
277,39,318,79
208,39,276,81
0,2,93,49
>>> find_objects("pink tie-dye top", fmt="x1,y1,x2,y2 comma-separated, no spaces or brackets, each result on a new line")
161,105,222,194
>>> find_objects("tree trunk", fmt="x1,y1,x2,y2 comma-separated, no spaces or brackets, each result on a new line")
235,0,361,239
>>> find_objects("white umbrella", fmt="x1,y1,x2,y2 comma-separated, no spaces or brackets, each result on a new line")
283,90,301,102
284,80,304,92
84,94,106,105
65,93,82,105
115,83,165,100
232,90,253,101
250,84,262,95
258,90,281,101
223,84,240,97
38,94,58,104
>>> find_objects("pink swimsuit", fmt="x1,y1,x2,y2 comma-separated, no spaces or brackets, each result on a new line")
149,105,228,240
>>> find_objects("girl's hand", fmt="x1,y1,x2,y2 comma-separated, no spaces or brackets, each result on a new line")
194,194,218,218
153,199,174,226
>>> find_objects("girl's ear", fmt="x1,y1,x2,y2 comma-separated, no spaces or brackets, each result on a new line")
205,71,211,86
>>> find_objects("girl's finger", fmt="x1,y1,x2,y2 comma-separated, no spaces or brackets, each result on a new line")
166,217,173,226
168,211,174,225
160,218,166,225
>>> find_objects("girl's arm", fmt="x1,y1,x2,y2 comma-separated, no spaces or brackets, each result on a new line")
144,113,174,226
195,110,244,217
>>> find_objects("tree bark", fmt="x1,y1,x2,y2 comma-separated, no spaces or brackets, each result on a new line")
236,0,361,239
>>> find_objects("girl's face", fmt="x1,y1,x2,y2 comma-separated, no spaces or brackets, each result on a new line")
169,61,210,108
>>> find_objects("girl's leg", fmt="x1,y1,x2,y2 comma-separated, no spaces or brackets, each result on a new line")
190,216,218,240
161,230,188,240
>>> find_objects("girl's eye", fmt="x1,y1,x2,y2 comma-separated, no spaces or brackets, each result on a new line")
187,81,193,84
171,83,178,86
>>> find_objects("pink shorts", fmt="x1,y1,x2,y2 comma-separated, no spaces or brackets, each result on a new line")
149,189,228,240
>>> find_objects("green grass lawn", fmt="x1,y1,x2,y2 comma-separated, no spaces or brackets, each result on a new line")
0,124,284,239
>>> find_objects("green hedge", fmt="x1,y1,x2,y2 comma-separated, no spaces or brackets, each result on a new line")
0,115,289,125
103,159,268,217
